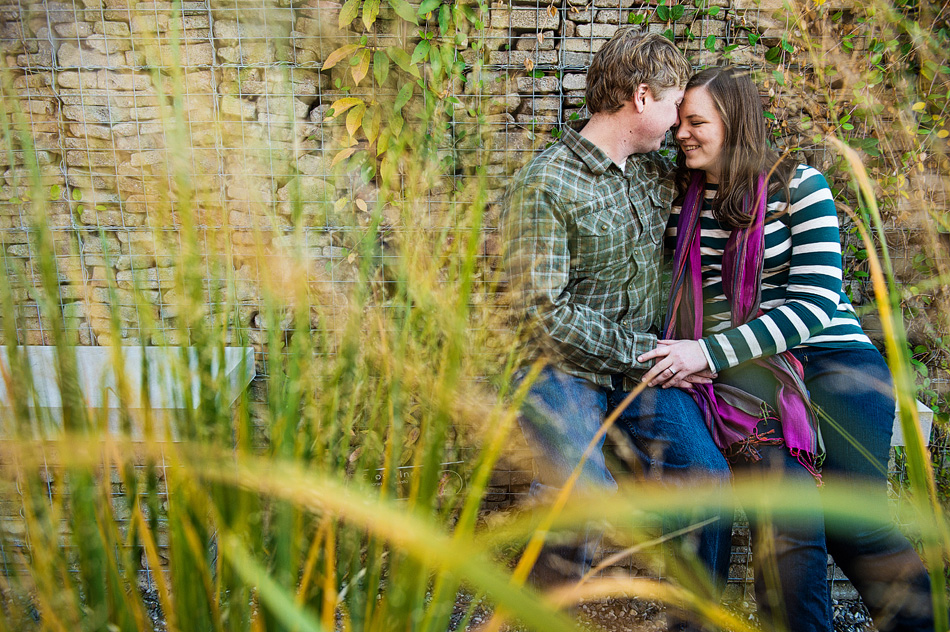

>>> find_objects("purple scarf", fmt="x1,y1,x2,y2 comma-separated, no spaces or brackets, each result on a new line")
664,172,823,479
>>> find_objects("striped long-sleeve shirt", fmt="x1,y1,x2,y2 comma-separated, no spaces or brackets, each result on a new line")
665,164,876,373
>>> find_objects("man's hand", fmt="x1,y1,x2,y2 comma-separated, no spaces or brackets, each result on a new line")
638,340,715,388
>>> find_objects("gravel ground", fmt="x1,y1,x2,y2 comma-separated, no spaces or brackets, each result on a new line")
138,587,877,631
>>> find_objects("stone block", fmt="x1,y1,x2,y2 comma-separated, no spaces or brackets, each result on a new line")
99,70,154,92
84,34,133,55
213,19,273,41
216,42,277,65
143,42,215,67
490,5,560,31
115,266,177,290
516,76,559,93
567,7,592,22
115,133,165,151
563,37,608,53
562,73,586,91
515,32,556,51
66,150,119,169
54,21,94,38
590,0,636,7
296,153,331,176
57,42,126,68
487,49,558,66
221,95,257,120
93,20,132,37
57,70,99,89
576,22,621,38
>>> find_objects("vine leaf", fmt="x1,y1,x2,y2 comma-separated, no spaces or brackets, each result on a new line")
327,97,364,119
352,49,371,85
331,147,358,167
387,46,421,78
362,0,381,28
339,0,360,27
417,0,441,15
411,40,431,65
388,0,419,25
346,102,367,138
364,106,381,145
394,82,414,113
374,50,390,85
323,44,361,70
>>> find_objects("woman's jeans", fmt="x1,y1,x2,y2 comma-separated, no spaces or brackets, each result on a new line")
792,347,934,632
717,362,832,632
514,365,733,595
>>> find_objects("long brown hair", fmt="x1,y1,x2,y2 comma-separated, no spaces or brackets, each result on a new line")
674,67,796,228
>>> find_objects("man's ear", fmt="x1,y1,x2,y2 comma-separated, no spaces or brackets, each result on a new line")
631,83,650,113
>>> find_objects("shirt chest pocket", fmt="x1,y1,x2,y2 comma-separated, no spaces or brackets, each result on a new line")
570,205,634,272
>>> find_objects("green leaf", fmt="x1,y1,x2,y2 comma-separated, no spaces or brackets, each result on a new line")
49,184,60,201
411,40,431,65
72,188,82,201
387,46,421,78
417,0,441,15
656,4,670,20
772,69,785,86
629,13,644,24
388,0,419,24
765,45,781,63
374,50,390,85
670,4,684,20
707,5,720,15
747,32,760,46
362,0,381,28
438,3,450,34
704,34,716,52
394,82,414,113
339,0,360,27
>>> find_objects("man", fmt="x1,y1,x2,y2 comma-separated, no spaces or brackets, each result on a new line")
500,28,732,605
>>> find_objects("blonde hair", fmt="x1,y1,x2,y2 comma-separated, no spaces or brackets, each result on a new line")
586,29,691,114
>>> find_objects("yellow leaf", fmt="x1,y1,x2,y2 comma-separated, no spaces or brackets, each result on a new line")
524,58,534,72
352,49,371,86
327,97,364,119
331,147,358,167
355,199,368,211
346,102,366,138
323,44,361,70
537,32,544,44
938,129,949,139
364,106,381,145
547,4,556,17
912,101,927,112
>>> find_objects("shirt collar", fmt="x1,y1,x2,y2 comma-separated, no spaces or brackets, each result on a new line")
560,119,618,176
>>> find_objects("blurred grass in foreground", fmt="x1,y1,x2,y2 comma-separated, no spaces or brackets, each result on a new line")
0,0,948,630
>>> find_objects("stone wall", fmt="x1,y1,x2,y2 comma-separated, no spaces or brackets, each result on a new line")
0,0,945,387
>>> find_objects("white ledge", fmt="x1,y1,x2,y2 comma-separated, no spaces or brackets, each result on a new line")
892,399,933,447
0,346,255,437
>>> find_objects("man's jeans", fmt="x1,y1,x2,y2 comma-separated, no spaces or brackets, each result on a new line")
514,365,733,591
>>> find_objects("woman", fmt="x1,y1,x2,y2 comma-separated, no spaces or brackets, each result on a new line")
638,66,934,632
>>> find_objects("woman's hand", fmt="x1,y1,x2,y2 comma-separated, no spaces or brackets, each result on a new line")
638,340,715,388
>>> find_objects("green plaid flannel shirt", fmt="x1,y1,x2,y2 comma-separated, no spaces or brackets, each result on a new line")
501,120,676,390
